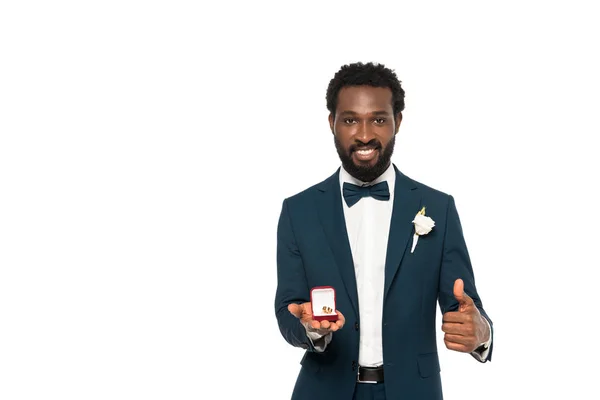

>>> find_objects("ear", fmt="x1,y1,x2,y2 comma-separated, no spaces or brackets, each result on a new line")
394,112,403,134
328,113,335,134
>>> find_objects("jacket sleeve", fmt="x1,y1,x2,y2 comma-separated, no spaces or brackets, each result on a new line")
438,195,494,362
274,199,318,351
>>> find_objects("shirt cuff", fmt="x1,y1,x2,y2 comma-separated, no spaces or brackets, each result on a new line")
303,323,332,352
471,317,492,362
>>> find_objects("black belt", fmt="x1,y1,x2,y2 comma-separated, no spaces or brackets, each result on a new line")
357,365,384,383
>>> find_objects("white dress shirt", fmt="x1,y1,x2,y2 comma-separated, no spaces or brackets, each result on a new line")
305,164,491,363
340,163,395,366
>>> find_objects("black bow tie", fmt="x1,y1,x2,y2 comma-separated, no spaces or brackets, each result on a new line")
342,181,390,207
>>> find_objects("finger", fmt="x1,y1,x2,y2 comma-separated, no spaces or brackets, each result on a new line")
301,302,313,315
453,279,465,302
310,320,321,330
445,334,477,351
441,322,466,335
442,311,468,323
444,339,469,353
329,323,339,332
335,311,345,328
453,279,474,310
444,333,471,345
443,321,477,339
320,320,331,330
288,303,302,318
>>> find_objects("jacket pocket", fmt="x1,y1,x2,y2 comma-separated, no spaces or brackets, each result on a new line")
417,352,440,378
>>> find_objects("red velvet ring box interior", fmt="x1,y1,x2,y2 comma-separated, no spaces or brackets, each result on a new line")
311,286,337,321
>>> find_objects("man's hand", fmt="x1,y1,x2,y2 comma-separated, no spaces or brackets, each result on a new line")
442,279,490,353
288,302,345,334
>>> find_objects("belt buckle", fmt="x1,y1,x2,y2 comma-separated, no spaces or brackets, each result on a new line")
356,367,379,384
357,377,379,384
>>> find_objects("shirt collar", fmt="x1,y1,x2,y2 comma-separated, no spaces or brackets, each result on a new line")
339,163,396,194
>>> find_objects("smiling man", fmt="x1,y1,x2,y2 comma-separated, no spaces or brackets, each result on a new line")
275,62,492,400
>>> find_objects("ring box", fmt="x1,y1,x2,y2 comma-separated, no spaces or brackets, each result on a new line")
311,286,337,321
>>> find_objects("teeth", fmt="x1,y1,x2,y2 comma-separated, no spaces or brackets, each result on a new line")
357,149,375,154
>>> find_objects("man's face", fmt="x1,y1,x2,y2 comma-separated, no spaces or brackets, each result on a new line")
330,85,401,182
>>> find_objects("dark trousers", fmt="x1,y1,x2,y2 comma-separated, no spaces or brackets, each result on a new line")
353,383,386,400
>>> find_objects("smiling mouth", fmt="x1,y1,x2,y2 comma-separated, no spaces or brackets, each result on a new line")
353,147,379,161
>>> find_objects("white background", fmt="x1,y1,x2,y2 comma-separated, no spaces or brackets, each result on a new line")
1,1,599,399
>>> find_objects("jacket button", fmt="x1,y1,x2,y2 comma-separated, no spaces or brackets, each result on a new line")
354,322,359,331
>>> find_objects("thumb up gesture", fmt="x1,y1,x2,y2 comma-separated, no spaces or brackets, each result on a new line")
442,279,490,353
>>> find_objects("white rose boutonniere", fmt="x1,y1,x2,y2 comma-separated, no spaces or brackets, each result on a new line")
411,206,435,253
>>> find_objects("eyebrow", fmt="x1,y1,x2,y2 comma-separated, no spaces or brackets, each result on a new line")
372,111,391,116
338,110,391,116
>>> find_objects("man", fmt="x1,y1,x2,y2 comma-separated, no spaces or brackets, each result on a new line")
275,62,492,400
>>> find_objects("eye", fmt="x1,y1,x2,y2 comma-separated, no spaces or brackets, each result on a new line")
344,118,357,124
374,118,386,124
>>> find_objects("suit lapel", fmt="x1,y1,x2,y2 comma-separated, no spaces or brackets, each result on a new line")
383,166,421,302
316,169,359,319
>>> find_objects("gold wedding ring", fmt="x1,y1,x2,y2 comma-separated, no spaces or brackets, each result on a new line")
322,306,333,314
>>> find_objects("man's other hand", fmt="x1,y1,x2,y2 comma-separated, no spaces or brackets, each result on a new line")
288,302,345,334
442,279,490,353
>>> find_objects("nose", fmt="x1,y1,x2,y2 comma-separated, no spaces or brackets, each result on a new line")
355,120,376,144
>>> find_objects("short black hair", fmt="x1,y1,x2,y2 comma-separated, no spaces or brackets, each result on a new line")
326,62,405,118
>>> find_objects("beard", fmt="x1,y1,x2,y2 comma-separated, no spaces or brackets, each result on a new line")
334,135,395,183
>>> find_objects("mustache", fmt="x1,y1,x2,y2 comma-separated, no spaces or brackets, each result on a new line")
349,139,382,153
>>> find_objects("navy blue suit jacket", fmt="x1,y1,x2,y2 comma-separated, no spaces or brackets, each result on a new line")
275,166,493,400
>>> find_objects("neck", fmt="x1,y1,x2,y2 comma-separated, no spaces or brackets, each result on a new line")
343,162,393,185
